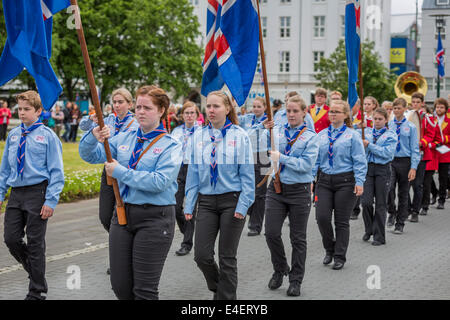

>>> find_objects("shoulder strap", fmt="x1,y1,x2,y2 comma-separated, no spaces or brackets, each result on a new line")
288,127,308,147
136,133,167,164
124,118,135,130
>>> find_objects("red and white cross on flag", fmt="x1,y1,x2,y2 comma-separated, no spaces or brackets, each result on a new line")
41,0,71,21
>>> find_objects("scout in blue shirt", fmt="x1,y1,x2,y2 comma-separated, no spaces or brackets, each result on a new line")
314,100,367,270
238,97,270,237
170,101,201,257
387,97,420,234
79,86,181,300
184,91,254,300
261,95,320,297
359,108,397,246
0,91,64,300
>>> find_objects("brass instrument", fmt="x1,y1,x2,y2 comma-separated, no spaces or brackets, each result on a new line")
394,71,428,105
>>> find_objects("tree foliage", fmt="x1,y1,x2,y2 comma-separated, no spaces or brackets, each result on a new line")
1,0,203,104
314,40,397,104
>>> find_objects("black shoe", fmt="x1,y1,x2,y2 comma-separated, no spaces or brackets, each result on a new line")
437,203,445,210
268,271,287,290
24,294,45,300
106,267,110,275
323,254,333,265
286,282,301,297
387,214,395,227
247,229,260,237
362,233,371,242
393,226,404,234
431,196,437,205
332,261,345,270
350,213,359,220
419,208,428,216
175,246,191,256
372,240,385,246
409,213,419,223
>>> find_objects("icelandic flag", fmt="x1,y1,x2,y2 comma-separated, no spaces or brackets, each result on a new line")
345,0,361,109
0,0,71,110
437,31,445,78
201,0,259,106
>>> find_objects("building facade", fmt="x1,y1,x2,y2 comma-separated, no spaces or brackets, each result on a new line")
189,0,391,106
420,0,450,102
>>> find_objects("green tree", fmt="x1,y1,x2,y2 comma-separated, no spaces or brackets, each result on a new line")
315,40,397,104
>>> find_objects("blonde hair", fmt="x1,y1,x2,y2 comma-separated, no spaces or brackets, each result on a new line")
331,100,352,128
111,88,133,104
253,97,267,108
364,96,380,109
330,91,343,100
287,95,307,112
181,101,200,116
206,91,239,125
16,91,42,111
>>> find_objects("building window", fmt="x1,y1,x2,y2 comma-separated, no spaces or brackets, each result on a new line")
279,51,290,73
436,0,450,5
313,51,325,72
259,0,268,4
446,78,450,91
280,0,292,3
314,16,326,38
262,17,267,38
189,0,199,5
341,15,345,38
280,17,291,38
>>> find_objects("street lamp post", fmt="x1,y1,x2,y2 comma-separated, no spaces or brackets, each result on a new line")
431,14,449,98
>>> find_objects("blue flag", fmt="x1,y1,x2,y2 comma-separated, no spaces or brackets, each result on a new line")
345,0,361,110
201,0,259,106
437,31,445,78
0,0,70,110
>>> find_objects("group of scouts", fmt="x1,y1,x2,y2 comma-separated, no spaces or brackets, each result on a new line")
0,86,449,300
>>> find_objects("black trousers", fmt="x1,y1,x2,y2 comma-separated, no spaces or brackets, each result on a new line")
438,163,450,205
3,181,49,300
361,163,391,243
265,182,311,284
422,170,435,210
175,164,196,250
109,203,175,300
99,168,116,232
69,124,78,142
353,197,361,216
315,172,357,263
388,157,411,228
194,192,245,300
0,123,7,140
247,161,269,233
408,160,427,214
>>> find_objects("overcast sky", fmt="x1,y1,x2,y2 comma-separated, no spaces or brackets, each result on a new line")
391,0,424,15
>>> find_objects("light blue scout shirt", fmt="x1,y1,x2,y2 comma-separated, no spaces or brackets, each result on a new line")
262,124,320,184
273,108,315,131
79,128,182,205
314,126,368,187
359,127,398,165
184,124,255,216
388,118,420,170
170,123,200,164
0,124,64,209
79,113,139,135
238,113,270,155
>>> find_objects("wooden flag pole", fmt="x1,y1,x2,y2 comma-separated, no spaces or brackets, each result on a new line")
359,44,365,140
256,0,282,194
69,0,127,225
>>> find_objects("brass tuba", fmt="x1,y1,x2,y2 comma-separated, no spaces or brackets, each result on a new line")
394,71,428,105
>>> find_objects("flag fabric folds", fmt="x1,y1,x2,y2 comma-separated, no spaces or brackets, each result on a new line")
201,0,260,106
345,0,361,110
0,0,70,110
437,31,445,78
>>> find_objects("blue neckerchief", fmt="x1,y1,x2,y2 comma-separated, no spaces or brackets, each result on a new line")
281,123,307,172
121,123,167,198
208,118,233,188
373,127,387,144
394,118,406,152
252,113,267,126
17,120,43,179
328,124,347,167
114,112,133,136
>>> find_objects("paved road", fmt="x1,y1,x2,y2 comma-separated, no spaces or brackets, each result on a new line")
0,197,449,300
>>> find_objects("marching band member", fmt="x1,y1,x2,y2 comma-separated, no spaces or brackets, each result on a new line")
0,91,64,300
79,86,182,300
184,91,255,300
313,100,367,270
360,108,397,245
408,93,437,222
262,95,319,297
434,98,450,210
239,97,270,236
309,88,331,133
171,101,201,256
387,98,420,234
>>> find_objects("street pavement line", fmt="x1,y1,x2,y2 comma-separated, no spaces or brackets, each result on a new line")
0,242,109,275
